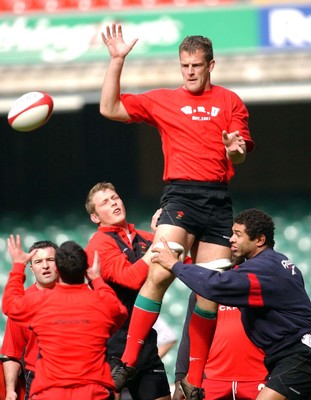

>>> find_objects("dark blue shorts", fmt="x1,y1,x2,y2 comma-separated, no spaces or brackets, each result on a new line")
264,341,311,400
157,181,233,247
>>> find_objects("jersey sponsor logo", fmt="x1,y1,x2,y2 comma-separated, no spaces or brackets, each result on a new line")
53,319,90,325
180,105,220,121
281,259,297,275
218,305,237,311
189,356,202,362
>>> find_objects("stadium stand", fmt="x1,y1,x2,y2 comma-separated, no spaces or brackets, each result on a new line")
1,0,310,386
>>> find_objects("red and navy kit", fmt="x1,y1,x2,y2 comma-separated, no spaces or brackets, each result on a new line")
176,292,266,382
172,248,311,356
1,284,39,372
205,305,266,380
85,224,161,365
121,85,254,183
2,263,128,398
85,224,171,399
86,224,153,340
175,292,267,399
85,224,152,292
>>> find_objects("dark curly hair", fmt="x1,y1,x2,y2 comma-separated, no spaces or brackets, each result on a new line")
234,208,275,248
55,241,88,284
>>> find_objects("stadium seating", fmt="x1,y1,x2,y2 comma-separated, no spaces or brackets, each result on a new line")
0,199,310,383
0,0,244,13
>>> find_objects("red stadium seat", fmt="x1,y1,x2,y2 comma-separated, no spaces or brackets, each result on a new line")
0,0,34,13
34,0,67,11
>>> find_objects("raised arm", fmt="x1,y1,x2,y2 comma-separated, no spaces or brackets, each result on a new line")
2,235,38,321
100,23,138,121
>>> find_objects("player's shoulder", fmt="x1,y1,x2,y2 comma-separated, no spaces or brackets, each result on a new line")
90,225,119,241
143,87,181,98
212,84,240,98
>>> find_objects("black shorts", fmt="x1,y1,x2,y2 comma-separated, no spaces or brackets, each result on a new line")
25,369,35,400
126,356,171,400
108,329,170,400
158,181,233,246
264,341,311,400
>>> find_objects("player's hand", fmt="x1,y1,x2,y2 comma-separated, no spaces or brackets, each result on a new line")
101,23,138,59
150,208,162,232
172,381,185,400
5,388,18,400
7,234,36,265
222,130,245,155
86,251,101,281
151,238,179,271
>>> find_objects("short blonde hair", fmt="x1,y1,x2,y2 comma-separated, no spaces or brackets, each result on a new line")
85,182,116,215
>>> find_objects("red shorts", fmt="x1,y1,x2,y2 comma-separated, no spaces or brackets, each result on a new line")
30,384,114,400
202,379,266,400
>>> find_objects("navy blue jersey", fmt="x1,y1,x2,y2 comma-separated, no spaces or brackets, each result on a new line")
172,248,311,356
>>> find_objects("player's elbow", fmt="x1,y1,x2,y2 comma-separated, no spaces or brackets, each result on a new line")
99,104,117,120
99,103,130,122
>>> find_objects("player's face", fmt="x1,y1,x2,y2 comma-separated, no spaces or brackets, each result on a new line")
91,189,127,227
30,247,58,289
229,223,259,260
180,50,214,93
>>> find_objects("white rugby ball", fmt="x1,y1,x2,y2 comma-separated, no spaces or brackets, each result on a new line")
8,91,54,132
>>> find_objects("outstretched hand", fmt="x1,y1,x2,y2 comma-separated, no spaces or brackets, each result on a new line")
101,23,138,59
86,251,101,281
7,234,37,265
222,130,245,155
151,238,179,271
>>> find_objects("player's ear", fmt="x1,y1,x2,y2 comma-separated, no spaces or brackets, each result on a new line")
209,59,215,73
90,213,100,224
257,234,266,247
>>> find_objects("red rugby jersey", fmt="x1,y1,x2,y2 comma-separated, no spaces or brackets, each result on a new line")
121,85,254,183
2,263,128,397
1,284,39,372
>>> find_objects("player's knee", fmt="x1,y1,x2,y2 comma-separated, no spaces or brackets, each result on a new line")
196,258,232,272
147,266,175,292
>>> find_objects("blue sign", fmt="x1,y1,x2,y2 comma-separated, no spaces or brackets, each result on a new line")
260,6,311,49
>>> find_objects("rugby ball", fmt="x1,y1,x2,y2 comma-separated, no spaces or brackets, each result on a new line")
8,91,54,132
